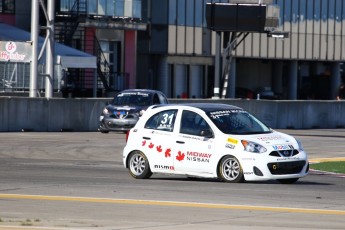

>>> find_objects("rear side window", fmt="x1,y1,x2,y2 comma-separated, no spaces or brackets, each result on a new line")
145,110,177,132
158,93,168,104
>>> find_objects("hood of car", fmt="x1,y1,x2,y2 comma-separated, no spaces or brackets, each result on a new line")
246,131,297,147
223,131,298,151
106,105,147,114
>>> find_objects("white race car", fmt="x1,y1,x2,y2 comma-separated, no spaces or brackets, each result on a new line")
123,103,309,183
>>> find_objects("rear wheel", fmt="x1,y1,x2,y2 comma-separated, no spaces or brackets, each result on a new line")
128,151,152,179
277,178,299,184
218,156,244,183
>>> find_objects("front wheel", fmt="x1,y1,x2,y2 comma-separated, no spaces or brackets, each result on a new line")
128,151,152,179
218,156,244,183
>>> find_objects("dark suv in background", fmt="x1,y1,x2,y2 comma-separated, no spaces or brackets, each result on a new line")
99,89,169,133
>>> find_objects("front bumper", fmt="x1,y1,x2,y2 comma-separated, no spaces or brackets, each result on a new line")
100,117,138,132
241,151,309,181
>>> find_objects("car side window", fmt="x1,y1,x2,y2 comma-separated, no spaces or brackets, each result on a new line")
153,94,160,104
144,110,177,132
180,110,213,137
158,93,168,104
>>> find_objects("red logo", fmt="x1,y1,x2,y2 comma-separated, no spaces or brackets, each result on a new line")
165,148,171,158
5,42,16,53
176,151,185,161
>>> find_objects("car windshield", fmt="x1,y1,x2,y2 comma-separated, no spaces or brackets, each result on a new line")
111,92,151,106
207,109,271,135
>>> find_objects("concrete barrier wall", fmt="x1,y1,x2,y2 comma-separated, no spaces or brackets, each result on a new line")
0,97,109,132
1,97,345,132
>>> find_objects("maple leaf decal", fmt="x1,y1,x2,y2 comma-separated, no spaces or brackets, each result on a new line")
148,143,154,149
165,148,171,158
176,151,185,161
142,140,146,146
156,145,162,153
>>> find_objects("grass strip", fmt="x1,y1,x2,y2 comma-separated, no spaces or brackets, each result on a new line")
310,161,345,174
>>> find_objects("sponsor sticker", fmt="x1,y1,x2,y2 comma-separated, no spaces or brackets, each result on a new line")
185,151,212,163
257,136,283,141
276,157,300,161
209,110,245,119
225,143,235,149
227,137,238,144
272,144,294,150
154,165,175,170
242,157,255,161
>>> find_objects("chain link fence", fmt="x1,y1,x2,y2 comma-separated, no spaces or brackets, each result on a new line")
0,62,46,92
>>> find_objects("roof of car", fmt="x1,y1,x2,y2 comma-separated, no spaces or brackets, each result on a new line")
150,103,243,112
119,89,164,94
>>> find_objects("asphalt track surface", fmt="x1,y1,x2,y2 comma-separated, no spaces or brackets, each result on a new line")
0,129,344,230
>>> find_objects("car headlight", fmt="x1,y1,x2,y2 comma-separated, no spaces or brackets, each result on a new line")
241,140,267,153
139,110,145,116
103,108,110,115
296,138,304,151
134,110,146,117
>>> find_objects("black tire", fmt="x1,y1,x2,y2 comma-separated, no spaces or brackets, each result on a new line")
100,130,109,133
128,151,152,179
277,178,299,184
218,156,244,183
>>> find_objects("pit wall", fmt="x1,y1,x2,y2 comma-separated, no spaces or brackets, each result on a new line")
1,97,345,132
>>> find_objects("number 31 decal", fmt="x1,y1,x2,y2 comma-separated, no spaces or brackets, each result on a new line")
161,113,174,125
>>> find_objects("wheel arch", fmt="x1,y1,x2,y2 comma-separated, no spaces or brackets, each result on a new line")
216,154,235,178
216,154,245,183
127,150,153,179
125,149,149,169
125,151,132,169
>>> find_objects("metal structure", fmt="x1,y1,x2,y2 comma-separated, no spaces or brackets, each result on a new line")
30,0,55,98
206,1,285,98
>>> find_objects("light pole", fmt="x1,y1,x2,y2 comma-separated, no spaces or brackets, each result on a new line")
30,0,39,97
45,0,55,98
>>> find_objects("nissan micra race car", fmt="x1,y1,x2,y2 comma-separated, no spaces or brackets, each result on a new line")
99,89,168,133
123,103,309,183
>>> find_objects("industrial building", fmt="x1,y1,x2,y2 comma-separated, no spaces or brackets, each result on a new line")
0,0,344,99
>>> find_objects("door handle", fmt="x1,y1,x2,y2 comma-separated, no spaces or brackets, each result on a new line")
176,141,185,144
143,137,151,140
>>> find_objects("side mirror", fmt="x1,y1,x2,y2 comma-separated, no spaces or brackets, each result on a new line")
200,129,214,138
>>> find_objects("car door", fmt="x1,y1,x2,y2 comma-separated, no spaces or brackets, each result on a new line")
173,110,215,175
140,109,178,173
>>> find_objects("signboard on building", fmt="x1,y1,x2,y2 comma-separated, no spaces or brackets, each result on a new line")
0,41,32,63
